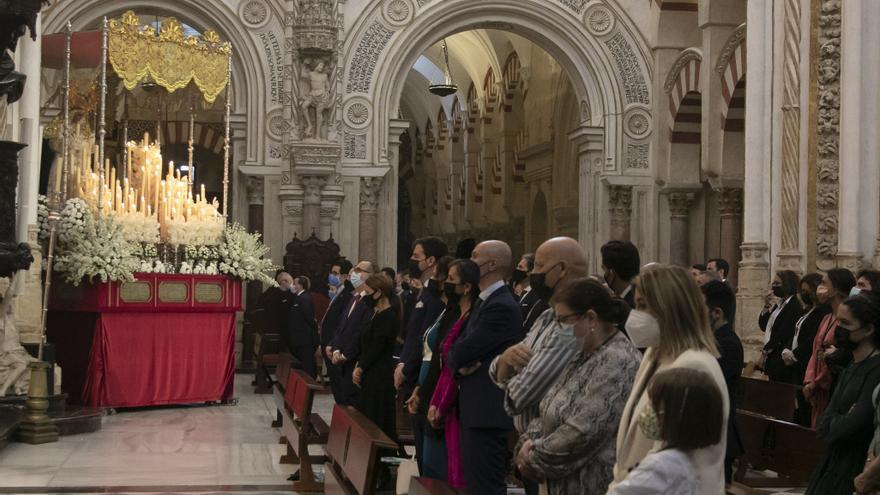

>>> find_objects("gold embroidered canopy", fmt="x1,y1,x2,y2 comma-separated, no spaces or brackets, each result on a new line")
108,11,230,103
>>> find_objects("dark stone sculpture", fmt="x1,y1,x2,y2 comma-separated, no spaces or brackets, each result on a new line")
0,0,48,104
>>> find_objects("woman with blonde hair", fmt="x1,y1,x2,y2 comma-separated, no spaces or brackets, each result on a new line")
608,264,729,495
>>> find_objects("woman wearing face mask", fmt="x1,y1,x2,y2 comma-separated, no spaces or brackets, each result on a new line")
427,259,481,490
609,264,729,494
805,291,880,495
758,271,804,382
413,256,458,481
513,278,638,494
352,274,399,445
804,268,856,428
783,273,830,426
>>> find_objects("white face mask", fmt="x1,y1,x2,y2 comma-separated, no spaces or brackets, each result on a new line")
350,271,363,288
625,309,661,348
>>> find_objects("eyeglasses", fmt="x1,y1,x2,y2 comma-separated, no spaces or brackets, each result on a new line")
555,312,581,325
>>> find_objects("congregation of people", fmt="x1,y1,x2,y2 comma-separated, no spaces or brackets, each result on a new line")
257,235,880,494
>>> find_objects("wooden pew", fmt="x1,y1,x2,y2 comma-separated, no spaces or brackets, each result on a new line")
324,404,398,495
734,409,825,490
271,352,295,428
408,477,463,495
736,376,800,422
278,369,329,492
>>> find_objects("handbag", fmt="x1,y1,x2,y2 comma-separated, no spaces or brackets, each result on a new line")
395,453,420,495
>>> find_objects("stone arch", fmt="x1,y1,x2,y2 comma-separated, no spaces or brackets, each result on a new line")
716,23,747,126
42,0,269,166
346,0,653,166
664,48,702,133
529,189,550,251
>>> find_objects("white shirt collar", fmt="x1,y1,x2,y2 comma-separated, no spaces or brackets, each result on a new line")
620,284,633,298
296,289,305,296
480,280,506,301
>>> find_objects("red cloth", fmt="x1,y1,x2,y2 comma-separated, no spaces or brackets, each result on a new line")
83,312,235,408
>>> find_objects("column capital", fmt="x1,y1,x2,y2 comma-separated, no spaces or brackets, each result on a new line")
667,192,696,218
245,176,265,205
718,187,743,217
359,176,383,213
608,184,633,219
299,175,327,204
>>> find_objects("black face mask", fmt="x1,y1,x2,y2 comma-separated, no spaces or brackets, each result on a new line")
800,291,813,305
834,326,861,352
363,294,378,309
772,286,786,298
401,282,411,292
529,272,555,302
511,269,528,284
443,282,462,304
409,259,424,279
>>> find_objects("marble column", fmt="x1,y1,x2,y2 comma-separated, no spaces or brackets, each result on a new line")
300,175,326,237
668,192,696,267
608,185,633,241
567,126,604,270
242,176,265,370
718,188,743,287
840,0,880,270
359,177,382,264
738,0,775,360
15,13,41,245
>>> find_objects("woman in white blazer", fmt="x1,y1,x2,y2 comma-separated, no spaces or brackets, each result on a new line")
608,264,729,495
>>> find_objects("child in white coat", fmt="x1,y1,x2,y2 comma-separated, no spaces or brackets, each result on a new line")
610,368,726,495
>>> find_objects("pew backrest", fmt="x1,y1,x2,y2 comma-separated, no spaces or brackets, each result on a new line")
325,404,397,495
736,376,799,421
735,409,824,485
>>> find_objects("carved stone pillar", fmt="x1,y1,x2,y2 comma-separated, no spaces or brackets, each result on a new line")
668,192,696,267
242,176,265,370
359,177,382,263
567,126,604,271
718,188,743,286
300,175,326,236
608,185,633,241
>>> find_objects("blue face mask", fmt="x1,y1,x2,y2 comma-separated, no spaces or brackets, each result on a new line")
850,287,862,297
556,319,585,351
328,274,340,287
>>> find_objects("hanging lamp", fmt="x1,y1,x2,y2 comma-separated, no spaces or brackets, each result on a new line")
428,39,458,97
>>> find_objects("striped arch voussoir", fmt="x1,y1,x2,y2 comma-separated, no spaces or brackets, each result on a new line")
716,24,747,128
664,48,702,134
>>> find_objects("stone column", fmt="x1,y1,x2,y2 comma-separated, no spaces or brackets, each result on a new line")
608,185,633,241
242,176,265,370
718,188,744,287
15,13,41,245
737,0,775,360
300,175,326,237
359,177,382,264
567,126,604,270
668,192,696,267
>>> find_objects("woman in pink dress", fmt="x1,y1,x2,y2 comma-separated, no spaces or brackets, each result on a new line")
427,259,480,490
804,269,855,427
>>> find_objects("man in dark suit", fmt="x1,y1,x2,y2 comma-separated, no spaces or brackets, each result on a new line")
600,240,640,309
701,280,744,484
329,260,376,406
321,259,354,403
396,237,448,470
286,275,319,378
448,240,524,495
514,253,548,333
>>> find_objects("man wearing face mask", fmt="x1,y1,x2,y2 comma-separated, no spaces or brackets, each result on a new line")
396,236,448,471
321,259,354,403
488,237,588,495
512,253,548,332
601,240,640,309
285,276,319,378
329,260,376,406
448,240,524,495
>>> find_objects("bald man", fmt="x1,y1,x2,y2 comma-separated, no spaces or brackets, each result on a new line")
448,240,524,495
489,237,591,439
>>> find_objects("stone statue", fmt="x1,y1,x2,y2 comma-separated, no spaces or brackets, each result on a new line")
0,275,35,396
300,59,331,141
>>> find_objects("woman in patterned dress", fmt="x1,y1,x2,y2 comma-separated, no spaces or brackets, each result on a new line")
515,278,640,494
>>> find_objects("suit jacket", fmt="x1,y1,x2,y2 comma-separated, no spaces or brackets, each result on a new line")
522,294,549,334
286,291,318,351
792,305,831,384
448,286,524,429
715,323,744,460
400,283,445,396
320,283,354,348
330,294,374,363
759,298,804,381
610,348,729,494
251,287,293,334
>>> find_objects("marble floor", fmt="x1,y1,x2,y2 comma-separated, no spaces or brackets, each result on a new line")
0,374,336,494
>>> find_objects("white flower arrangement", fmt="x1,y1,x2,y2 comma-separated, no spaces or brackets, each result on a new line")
37,194,50,244
166,215,224,246
216,223,277,285
179,261,193,274
58,198,90,245
116,213,160,244
54,212,140,285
